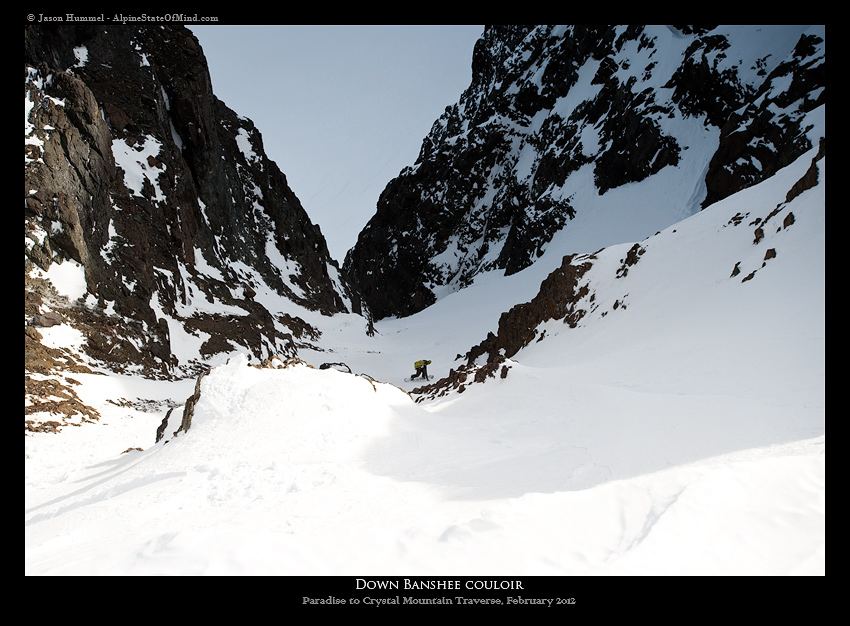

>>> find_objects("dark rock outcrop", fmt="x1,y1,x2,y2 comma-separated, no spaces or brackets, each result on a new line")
701,33,826,208
416,252,594,400
466,252,594,364
25,25,367,382
345,25,825,320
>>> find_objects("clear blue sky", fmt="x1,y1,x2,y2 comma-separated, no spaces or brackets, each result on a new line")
189,25,484,262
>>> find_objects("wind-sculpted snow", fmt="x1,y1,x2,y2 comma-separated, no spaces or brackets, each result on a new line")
24,346,824,575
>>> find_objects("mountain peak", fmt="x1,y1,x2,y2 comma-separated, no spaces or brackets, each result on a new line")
25,24,368,387
344,25,825,320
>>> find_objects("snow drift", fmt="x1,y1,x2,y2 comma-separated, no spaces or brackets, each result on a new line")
25,135,824,575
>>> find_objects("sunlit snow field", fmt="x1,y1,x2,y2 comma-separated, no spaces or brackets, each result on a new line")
25,137,824,575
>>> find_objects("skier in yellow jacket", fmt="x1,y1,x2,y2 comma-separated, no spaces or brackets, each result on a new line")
410,359,432,381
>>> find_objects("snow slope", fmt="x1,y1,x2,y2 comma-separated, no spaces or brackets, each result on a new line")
24,134,824,576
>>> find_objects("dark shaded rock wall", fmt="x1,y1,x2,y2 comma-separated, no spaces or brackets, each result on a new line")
345,25,824,320
25,25,366,378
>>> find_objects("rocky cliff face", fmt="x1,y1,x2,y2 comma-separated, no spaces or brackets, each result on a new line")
344,25,825,320
25,24,367,389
